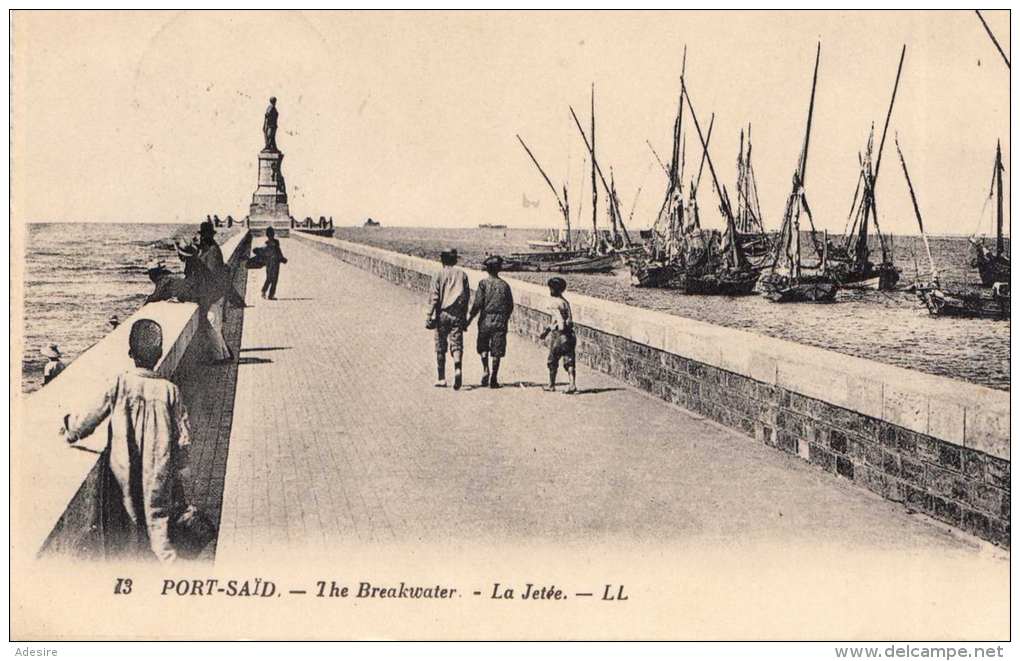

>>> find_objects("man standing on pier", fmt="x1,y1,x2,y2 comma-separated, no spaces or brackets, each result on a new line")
195,221,233,364
466,255,514,388
260,226,287,300
426,249,470,390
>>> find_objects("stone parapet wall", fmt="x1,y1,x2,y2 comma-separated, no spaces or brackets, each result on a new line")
28,231,252,556
296,232,1010,548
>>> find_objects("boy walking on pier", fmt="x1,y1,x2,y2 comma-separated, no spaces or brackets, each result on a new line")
61,319,192,563
426,248,470,390
540,277,577,394
466,255,514,388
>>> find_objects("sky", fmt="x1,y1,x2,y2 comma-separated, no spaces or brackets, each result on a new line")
11,10,1011,237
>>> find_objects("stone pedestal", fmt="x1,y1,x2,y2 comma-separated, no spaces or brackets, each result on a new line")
248,148,291,236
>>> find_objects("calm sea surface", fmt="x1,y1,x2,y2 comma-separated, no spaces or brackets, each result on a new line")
335,226,1011,392
22,223,1009,393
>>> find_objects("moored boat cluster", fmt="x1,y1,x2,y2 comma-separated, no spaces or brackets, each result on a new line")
499,42,1008,319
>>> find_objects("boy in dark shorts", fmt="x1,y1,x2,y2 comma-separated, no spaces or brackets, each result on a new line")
466,255,514,388
539,276,577,394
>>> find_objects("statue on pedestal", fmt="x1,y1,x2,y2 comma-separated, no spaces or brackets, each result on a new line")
263,96,279,151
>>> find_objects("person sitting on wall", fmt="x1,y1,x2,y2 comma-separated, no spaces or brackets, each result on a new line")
42,344,65,385
465,255,514,389
426,248,470,390
61,318,196,563
145,259,199,305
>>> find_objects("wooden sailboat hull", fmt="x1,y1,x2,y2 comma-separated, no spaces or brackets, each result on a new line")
916,283,1009,319
502,252,616,274
526,240,563,250
505,249,589,264
685,271,760,295
757,273,839,303
974,253,1010,287
545,253,617,273
830,261,901,290
629,260,758,295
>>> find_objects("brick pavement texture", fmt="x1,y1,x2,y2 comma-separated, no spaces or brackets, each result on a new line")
213,238,1007,564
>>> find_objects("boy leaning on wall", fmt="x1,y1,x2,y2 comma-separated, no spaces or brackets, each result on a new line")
60,318,194,563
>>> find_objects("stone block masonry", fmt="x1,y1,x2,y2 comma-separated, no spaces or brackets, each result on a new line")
295,233,1011,549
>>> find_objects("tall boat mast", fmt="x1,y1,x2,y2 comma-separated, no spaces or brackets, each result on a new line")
568,104,632,248
864,45,906,264
590,84,598,243
971,142,1011,286
996,140,1004,256
757,42,837,302
776,42,821,281
681,79,749,270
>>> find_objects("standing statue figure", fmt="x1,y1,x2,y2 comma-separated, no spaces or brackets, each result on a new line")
263,96,279,151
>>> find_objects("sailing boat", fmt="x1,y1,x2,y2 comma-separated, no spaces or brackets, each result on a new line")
680,79,760,295
901,137,1010,320
757,43,839,303
629,63,690,288
563,84,639,263
733,125,774,261
629,68,759,295
825,46,905,291
512,134,590,265
500,87,623,274
970,141,1010,286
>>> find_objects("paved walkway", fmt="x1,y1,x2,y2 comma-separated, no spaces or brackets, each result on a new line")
214,237,1006,564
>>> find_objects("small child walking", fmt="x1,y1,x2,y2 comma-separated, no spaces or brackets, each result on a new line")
61,319,192,563
540,277,577,394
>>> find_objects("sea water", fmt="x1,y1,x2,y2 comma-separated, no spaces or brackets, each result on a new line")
21,222,195,393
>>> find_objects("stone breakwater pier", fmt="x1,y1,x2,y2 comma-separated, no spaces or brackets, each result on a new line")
17,230,1009,627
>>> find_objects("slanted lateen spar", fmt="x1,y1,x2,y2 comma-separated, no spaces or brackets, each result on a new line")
905,137,1010,320
628,50,760,295
824,46,906,291
756,43,841,303
503,85,632,274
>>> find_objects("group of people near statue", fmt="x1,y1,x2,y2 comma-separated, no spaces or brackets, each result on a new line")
426,249,577,394
207,214,235,228
291,216,333,229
